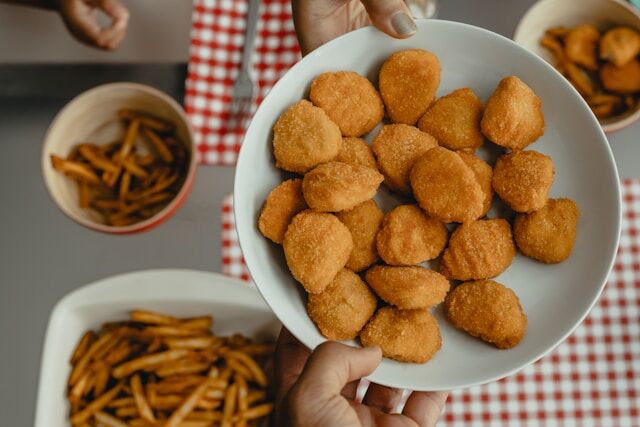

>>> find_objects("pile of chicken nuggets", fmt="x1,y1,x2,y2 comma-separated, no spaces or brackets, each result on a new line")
258,49,581,364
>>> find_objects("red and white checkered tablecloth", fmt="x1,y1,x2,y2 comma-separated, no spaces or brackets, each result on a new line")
185,0,300,165
220,180,640,426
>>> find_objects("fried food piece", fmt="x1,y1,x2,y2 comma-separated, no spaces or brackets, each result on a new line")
457,152,493,217
440,219,515,281
445,280,527,349
258,179,308,244
417,88,484,152
302,162,383,212
365,265,450,310
565,60,596,97
410,147,484,223
272,100,342,173
336,200,384,272
564,25,600,71
360,307,441,363
514,198,580,264
335,137,377,169
545,27,569,38
588,93,623,119
310,71,384,137
307,269,377,340
371,124,438,194
376,205,448,266
600,27,640,67
600,59,640,94
492,150,555,213
481,76,545,151
540,35,567,74
379,49,441,125
283,211,353,293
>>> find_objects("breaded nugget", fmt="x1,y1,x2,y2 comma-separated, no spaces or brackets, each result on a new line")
307,268,378,340
379,49,441,125
376,205,448,266
365,265,450,310
440,219,516,281
600,27,640,67
514,198,580,264
335,137,377,169
492,150,555,213
272,100,342,173
302,162,383,212
372,124,438,194
600,59,640,94
457,152,493,217
336,200,384,272
283,210,353,294
410,147,484,223
310,71,384,137
481,76,545,151
360,307,441,363
258,179,308,244
417,88,484,152
565,25,600,71
445,280,527,349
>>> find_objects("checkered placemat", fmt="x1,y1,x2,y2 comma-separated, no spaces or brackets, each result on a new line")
185,0,300,165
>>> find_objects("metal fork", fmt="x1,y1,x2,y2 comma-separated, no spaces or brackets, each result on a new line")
228,0,261,131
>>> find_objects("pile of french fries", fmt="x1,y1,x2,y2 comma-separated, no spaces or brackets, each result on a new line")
67,310,274,427
51,110,189,227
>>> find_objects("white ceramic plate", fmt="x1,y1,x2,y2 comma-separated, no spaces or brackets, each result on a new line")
234,20,621,391
34,270,279,427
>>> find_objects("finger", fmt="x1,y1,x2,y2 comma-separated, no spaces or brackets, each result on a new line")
350,402,418,427
274,328,310,397
97,0,129,22
362,383,405,414
98,25,126,50
402,391,449,426
341,380,360,400
95,0,129,49
360,0,417,39
63,5,103,47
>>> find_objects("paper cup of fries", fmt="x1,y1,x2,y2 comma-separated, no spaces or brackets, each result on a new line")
42,82,197,233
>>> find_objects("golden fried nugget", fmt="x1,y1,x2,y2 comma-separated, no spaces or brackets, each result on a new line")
481,76,545,151
565,60,596,97
371,124,438,194
336,200,384,272
565,25,600,71
445,280,527,349
440,219,516,281
514,198,580,264
258,179,308,244
360,307,441,363
379,49,441,125
600,27,640,67
417,88,484,152
307,269,378,340
457,152,493,217
600,59,640,94
302,162,383,212
492,150,555,213
335,137,377,169
410,147,484,223
376,205,448,266
272,100,342,173
283,211,353,293
365,265,450,310
310,71,384,137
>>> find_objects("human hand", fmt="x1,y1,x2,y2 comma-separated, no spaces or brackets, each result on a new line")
56,0,129,50
274,328,448,426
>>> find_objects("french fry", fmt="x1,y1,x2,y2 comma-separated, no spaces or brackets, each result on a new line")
119,119,141,159
142,326,205,338
226,351,268,387
237,403,274,421
92,199,122,211
134,154,155,167
164,336,219,350
156,360,210,378
131,309,179,325
165,371,217,427
51,155,101,186
185,411,223,422
179,316,214,331
114,405,138,418
238,343,274,357
119,172,131,199
93,363,111,396
70,382,123,424
78,182,92,208
93,411,129,427
70,331,95,364
131,374,156,423
69,330,115,386
78,144,120,174
107,397,135,408
119,109,175,133
69,371,90,403
104,341,139,366
153,376,205,395
120,156,149,178
147,336,163,353
112,349,190,379
142,127,174,163
203,388,225,400
225,358,252,380
246,390,266,406
545,26,569,38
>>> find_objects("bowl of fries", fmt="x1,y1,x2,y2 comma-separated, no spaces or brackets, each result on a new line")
42,83,196,233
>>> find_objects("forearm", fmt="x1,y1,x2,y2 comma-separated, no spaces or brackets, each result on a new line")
0,0,56,10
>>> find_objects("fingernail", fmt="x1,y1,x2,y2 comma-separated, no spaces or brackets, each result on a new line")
363,345,382,356
391,12,417,36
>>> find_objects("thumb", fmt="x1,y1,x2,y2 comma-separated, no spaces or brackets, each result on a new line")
360,0,417,39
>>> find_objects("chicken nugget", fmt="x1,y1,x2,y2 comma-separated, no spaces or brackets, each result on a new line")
600,27,640,67
481,76,545,150
417,88,484,152
372,124,438,194
492,150,555,213
258,179,308,244
310,71,384,137
565,25,600,71
302,162,383,212
376,205,448,266
283,211,353,294
410,147,484,223
335,137,377,169
514,198,580,264
307,269,377,340
336,200,384,272
379,49,441,125
600,59,640,94
365,265,450,310
440,219,515,281
360,307,441,363
457,152,493,217
445,280,527,349
273,100,342,173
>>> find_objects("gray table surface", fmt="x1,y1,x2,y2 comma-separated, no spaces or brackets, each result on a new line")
1,1,639,424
